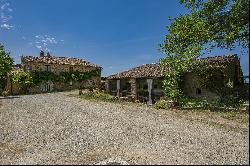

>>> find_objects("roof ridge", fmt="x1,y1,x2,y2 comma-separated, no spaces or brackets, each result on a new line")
199,54,237,59
107,63,161,79
21,55,100,67
109,63,159,77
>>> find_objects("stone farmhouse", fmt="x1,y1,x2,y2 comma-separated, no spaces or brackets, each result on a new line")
105,54,243,104
8,51,101,95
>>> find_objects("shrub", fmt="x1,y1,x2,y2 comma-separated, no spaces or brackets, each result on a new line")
154,100,167,109
12,72,33,94
179,95,245,110
2,90,9,97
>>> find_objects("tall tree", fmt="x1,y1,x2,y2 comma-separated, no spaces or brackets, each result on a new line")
0,43,14,92
161,0,249,55
160,0,249,102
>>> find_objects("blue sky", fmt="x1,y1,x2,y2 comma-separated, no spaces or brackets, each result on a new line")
0,0,249,76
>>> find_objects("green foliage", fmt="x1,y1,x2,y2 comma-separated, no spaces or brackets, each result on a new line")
160,55,195,102
0,43,13,74
0,43,14,92
31,71,57,84
179,95,244,110
160,0,249,104
211,95,244,108
59,69,101,83
191,60,227,93
154,100,167,109
179,97,211,109
30,68,101,84
12,72,33,94
10,68,101,94
179,0,249,49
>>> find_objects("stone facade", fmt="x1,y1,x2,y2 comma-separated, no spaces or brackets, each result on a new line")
183,55,243,100
9,52,101,95
106,54,243,103
182,72,218,100
22,61,97,74
130,78,137,99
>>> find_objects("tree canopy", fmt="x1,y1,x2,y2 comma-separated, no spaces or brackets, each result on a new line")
0,43,14,92
0,43,13,75
161,0,249,57
160,0,249,102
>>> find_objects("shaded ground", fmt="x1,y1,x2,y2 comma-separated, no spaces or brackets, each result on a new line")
0,91,249,165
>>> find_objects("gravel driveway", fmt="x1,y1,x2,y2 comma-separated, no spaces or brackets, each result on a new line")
0,91,249,165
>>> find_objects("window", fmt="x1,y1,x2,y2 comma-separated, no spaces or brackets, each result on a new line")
109,80,117,96
24,65,32,72
69,66,73,72
196,88,201,95
45,65,51,72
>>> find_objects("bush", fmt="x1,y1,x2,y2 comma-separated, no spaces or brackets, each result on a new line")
211,95,244,108
12,72,33,94
179,95,245,110
154,100,167,109
2,90,9,97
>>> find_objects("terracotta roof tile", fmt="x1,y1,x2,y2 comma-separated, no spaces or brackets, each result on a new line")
198,54,238,64
21,55,100,68
107,55,238,79
107,63,162,79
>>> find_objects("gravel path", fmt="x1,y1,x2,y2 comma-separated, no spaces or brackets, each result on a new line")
0,91,249,165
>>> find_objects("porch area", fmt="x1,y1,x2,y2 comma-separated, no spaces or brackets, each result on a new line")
106,78,164,104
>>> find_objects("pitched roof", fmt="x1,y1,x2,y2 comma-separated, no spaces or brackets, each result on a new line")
107,54,238,79
107,63,162,79
21,55,100,68
198,54,238,64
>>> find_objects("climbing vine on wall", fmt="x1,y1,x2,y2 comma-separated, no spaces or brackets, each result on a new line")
160,55,196,102
12,68,101,89
160,0,249,105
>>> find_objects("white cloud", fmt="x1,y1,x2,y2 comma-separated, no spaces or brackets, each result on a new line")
0,23,13,29
0,1,14,30
32,34,65,53
36,45,42,49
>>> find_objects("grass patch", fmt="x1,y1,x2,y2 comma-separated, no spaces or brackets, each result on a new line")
217,111,249,123
72,90,249,123
179,107,249,123
73,90,120,103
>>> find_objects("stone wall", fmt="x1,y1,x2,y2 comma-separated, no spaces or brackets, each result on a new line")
223,58,242,86
182,59,241,100
183,72,218,100
7,60,101,95
130,78,137,99
17,60,101,94
23,61,97,74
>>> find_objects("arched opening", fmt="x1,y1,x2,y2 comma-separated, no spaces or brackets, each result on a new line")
196,88,202,95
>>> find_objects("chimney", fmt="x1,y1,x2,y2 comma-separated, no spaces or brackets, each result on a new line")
40,50,45,57
47,52,51,57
